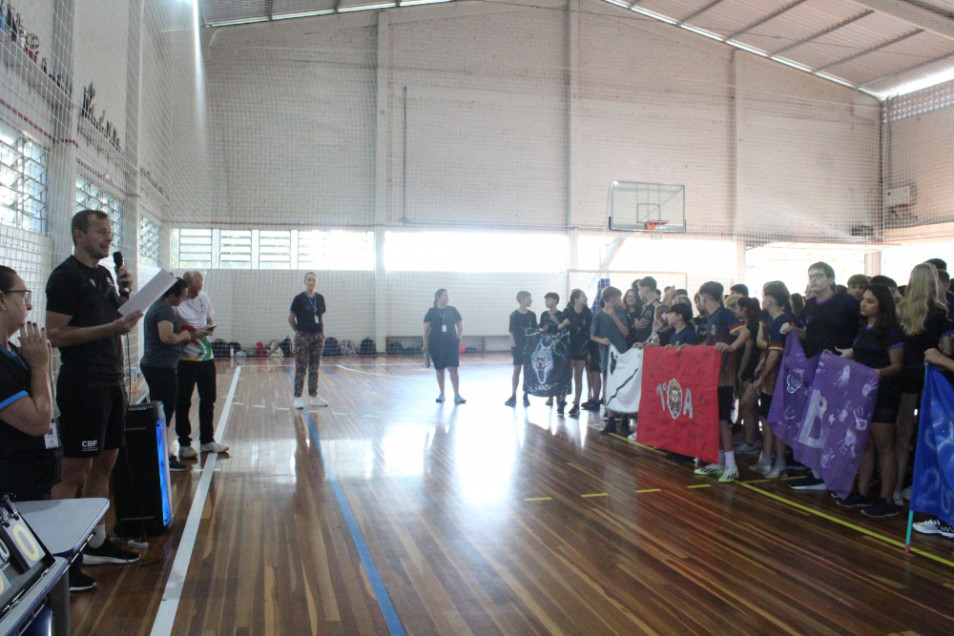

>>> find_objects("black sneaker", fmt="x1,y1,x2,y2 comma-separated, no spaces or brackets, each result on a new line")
618,417,631,436
169,455,189,472
568,403,580,417
523,393,531,407
504,395,516,407
862,498,899,519
581,399,600,411
557,401,566,415
83,539,141,565
790,475,827,491
600,417,618,435
836,492,873,508
68,569,97,593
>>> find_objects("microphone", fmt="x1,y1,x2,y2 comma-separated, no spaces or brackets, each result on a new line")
113,251,130,298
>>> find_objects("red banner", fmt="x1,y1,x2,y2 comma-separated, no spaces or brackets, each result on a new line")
637,346,721,463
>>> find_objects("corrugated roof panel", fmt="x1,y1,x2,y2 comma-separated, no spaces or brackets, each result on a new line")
203,0,271,25
783,12,918,70
732,0,869,55
690,0,799,40
638,0,715,23
828,32,954,84
272,0,338,18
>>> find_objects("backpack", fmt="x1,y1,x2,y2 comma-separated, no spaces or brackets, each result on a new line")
323,337,340,356
359,338,376,356
387,341,404,356
211,339,230,358
228,342,242,357
340,339,356,357
280,337,293,357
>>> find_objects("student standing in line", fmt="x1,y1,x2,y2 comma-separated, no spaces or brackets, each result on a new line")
666,302,697,347
540,292,567,412
836,285,903,518
693,281,749,483
289,272,328,409
505,291,537,407
560,289,592,417
590,286,631,435
423,289,465,405
782,262,860,491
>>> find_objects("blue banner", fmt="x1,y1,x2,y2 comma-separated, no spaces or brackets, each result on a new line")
910,366,954,527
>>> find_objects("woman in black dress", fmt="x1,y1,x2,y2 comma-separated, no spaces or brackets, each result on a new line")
422,289,465,404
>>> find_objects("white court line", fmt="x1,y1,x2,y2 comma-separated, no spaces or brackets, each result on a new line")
150,366,242,636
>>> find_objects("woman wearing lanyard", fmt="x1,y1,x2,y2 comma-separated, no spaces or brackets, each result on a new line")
423,288,465,404
289,272,328,409
0,266,97,589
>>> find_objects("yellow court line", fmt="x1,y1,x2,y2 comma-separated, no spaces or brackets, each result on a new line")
581,493,609,498
739,483,954,569
524,497,553,502
636,488,662,494
687,484,712,489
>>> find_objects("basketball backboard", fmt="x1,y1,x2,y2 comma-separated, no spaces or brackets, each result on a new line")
609,181,686,232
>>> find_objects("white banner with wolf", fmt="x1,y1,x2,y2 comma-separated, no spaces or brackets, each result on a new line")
605,345,644,414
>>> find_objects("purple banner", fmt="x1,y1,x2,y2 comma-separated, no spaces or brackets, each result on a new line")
769,333,879,498
767,331,818,445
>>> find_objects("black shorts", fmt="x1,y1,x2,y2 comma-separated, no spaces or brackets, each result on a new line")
759,392,773,419
511,346,525,367
872,387,900,424
585,344,601,372
897,367,924,394
431,341,460,371
717,386,735,422
57,379,127,457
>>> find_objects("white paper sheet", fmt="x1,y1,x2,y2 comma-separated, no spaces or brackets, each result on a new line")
118,269,177,316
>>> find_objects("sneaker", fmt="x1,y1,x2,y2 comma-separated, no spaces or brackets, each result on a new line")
437,394,446,403
750,456,771,475
862,498,899,519
523,393,531,407
913,517,954,538
786,460,810,473
504,395,516,407
545,397,554,406
454,395,466,405
618,418,631,436
718,468,739,483
68,569,97,592
293,397,304,409
902,486,912,501
568,403,580,417
310,396,329,407
600,418,617,435
200,441,229,453
790,475,827,491
169,455,189,472
83,540,141,565
836,492,873,508
581,399,598,411
892,490,905,507
179,445,197,459
694,463,724,477
556,401,566,415
764,463,787,479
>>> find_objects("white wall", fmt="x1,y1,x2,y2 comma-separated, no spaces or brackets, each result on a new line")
888,103,954,228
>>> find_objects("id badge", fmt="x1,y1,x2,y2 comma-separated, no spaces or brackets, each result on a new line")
315,315,319,324
44,419,60,450
442,325,448,333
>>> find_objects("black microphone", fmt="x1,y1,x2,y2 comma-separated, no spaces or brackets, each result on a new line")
113,251,130,298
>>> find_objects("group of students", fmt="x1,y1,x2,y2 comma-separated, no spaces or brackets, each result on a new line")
503,260,954,528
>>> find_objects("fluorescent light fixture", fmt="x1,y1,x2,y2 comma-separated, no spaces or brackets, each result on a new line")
338,2,397,13
402,0,452,5
630,6,679,25
272,10,336,20
679,24,724,42
604,0,630,8
205,16,270,27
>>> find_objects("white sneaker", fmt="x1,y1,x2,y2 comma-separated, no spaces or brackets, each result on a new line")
892,490,905,507
200,441,229,453
179,445,197,459
310,396,328,407
765,463,787,479
294,397,304,409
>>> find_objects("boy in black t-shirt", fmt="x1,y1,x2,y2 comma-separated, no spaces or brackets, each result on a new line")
506,291,537,407
634,277,659,343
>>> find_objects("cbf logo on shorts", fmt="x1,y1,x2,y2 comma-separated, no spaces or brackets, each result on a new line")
81,439,100,453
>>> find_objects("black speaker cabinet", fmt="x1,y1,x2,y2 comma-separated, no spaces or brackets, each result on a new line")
113,402,173,536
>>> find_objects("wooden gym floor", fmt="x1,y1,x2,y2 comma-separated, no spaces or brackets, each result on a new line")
67,355,954,635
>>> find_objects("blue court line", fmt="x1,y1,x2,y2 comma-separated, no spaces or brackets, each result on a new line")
286,367,405,636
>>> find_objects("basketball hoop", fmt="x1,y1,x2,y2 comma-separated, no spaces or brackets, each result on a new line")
645,220,669,231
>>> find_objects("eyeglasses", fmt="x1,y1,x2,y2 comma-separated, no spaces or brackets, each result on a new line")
808,273,828,281
2,289,31,304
